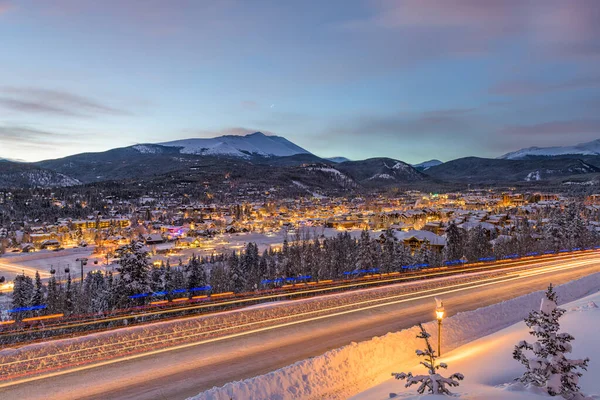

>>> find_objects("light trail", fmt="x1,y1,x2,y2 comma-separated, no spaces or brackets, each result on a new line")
0,261,51,279
0,256,597,388
3,251,594,338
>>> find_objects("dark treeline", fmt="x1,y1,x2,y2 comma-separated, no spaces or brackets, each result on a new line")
8,204,600,321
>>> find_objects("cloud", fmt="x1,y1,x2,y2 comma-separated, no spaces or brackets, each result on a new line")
341,0,600,58
490,76,600,96
0,125,76,146
180,127,276,138
499,119,600,137
330,107,479,138
0,87,131,118
0,2,11,15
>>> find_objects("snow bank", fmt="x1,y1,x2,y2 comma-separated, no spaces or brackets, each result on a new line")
190,272,600,400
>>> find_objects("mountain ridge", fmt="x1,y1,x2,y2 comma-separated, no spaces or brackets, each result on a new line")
499,138,600,160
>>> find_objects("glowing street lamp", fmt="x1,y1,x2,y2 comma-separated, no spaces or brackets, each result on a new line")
435,298,445,356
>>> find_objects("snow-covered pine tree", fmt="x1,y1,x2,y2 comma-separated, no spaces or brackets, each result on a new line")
186,254,207,296
11,274,34,321
31,271,44,307
229,251,245,293
513,284,590,399
115,241,151,306
46,272,61,314
444,222,465,261
64,273,74,315
392,323,464,395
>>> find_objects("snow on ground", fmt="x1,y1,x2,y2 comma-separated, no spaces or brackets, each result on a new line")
353,293,600,400
0,247,97,282
189,273,600,400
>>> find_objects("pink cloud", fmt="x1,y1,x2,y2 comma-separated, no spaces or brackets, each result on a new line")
343,0,600,57
0,1,12,14
499,119,600,137
490,76,600,96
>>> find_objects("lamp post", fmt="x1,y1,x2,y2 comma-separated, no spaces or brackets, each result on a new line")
435,300,445,356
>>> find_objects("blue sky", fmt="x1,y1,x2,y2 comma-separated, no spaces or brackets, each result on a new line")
1,0,599,163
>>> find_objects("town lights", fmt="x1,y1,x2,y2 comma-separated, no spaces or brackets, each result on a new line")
435,298,445,356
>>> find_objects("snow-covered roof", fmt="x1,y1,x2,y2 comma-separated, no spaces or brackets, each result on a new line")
393,230,446,246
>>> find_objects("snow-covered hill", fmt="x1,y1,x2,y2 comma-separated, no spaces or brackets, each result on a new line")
412,159,443,171
154,132,311,158
0,161,80,188
326,157,351,163
500,139,600,160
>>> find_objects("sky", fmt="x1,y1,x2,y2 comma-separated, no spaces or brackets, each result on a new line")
1,0,599,163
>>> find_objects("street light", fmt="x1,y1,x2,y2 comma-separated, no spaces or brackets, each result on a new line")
435,298,445,356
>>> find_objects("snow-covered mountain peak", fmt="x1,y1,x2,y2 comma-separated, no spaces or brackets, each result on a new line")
153,132,311,158
499,139,600,160
412,159,443,171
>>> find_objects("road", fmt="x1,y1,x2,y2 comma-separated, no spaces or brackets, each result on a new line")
1,255,599,400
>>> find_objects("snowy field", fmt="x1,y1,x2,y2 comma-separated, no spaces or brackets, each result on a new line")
192,273,600,400
0,247,97,282
154,227,365,263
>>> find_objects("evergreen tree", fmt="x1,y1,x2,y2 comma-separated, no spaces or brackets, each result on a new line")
164,261,174,300
513,285,590,399
186,255,207,296
466,226,492,261
31,271,44,307
47,273,61,314
64,273,74,315
381,229,396,273
444,222,464,261
229,251,245,293
115,241,151,305
11,274,34,321
393,323,464,395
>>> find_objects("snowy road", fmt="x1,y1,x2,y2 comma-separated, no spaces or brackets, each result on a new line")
1,256,600,400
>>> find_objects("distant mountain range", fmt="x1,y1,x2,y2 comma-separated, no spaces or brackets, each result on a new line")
412,159,443,171
499,139,600,160
2,132,600,190
325,157,350,163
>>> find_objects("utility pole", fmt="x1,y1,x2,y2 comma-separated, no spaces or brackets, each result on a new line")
76,258,88,285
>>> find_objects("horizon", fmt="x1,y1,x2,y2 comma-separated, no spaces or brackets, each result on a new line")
3,130,600,165
1,1,600,163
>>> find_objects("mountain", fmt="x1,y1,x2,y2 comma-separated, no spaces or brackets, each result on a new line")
0,160,80,188
36,145,187,183
425,157,600,184
412,159,443,171
335,158,426,186
499,139,600,160
325,157,350,163
156,132,311,158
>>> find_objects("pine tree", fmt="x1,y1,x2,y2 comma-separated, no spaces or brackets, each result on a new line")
186,255,207,296
381,229,396,273
115,241,151,305
47,272,62,314
31,271,44,307
64,273,74,315
393,323,464,395
229,251,245,293
164,261,174,301
466,226,492,261
513,284,590,399
11,274,34,321
444,222,465,261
